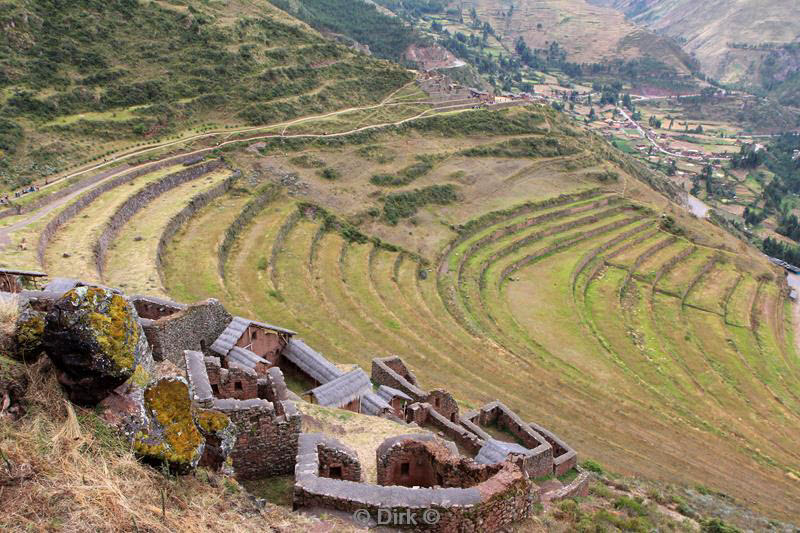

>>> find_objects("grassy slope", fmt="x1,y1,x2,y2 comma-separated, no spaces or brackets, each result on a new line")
0,0,412,188
155,108,800,523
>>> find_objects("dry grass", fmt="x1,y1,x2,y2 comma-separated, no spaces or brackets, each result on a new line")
0,361,350,532
0,295,19,351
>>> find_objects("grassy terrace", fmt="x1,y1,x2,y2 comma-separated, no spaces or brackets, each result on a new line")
143,111,800,520
103,170,232,295
44,164,190,283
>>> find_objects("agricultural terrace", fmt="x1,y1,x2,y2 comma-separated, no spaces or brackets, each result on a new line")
4,105,799,521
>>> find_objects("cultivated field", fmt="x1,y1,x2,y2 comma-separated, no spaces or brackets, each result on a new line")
5,105,799,521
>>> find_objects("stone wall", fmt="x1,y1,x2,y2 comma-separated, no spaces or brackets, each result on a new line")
37,154,213,267
139,299,232,364
529,422,578,476
184,350,301,480
213,396,301,479
205,357,260,400
155,172,238,288
376,435,498,488
93,160,226,278
294,433,536,532
475,402,554,478
315,435,362,482
426,389,459,421
407,403,483,456
371,356,427,402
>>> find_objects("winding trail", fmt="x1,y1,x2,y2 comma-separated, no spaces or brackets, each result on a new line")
1,91,518,254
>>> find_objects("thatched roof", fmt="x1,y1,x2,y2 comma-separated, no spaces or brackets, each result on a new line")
361,391,391,415
377,384,412,403
211,316,295,357
227,346,267,370
475,439,528,465
283,339,342,385
308,368,371,409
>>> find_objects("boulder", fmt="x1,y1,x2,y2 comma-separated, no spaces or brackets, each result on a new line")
195,408,236,471
43,286,152,405
14,303,46,362
132,377,206,473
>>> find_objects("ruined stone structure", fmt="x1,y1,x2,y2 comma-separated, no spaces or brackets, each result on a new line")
4,276,587,530
184,350,301,479
294,433,537,532
135,298,232,364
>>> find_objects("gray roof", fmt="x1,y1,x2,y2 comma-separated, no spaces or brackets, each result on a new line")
475,439,529,465
0,268,46,277
283,339,343,385
377,384,412,403
44,278,80,293
211,316,295,356
131,294,186,310
361,391,391,415
228,346,268,370
309,368,371,409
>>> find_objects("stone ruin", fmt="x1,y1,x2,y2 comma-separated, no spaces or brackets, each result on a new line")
2,278,589,531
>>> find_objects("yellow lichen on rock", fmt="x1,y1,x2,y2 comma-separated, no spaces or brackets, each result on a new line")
195,409,230,433
136,378,204,469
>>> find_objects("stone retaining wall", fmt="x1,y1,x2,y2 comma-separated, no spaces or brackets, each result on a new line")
36,154,212,267
93,160,226,278
155,172,239,288
294,433,536,532
217,183,281,278
184,349,301,479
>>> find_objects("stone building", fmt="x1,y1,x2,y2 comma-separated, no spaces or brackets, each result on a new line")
306,368,372,413
184,350,301,480
211,316,296,372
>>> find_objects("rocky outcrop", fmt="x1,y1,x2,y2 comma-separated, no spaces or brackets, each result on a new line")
195,407,237,470
132,377,207,473
13,303,45,362
42,287,153,405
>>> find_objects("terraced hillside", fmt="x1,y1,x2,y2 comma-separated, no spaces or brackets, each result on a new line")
0,0,411,188
6,104,800,521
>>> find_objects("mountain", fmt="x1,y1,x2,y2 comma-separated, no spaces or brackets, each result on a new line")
0,0,411,188
590,0,800,97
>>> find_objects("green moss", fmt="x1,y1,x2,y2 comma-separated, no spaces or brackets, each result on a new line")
194,409,230,433
136,379,204,466
80,289,138,371
16,313,44,359
130,365,151,388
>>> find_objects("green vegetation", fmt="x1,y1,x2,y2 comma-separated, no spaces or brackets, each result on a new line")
382,184,458,224
369,155,436,186
0,0,411,188
460,136,578,158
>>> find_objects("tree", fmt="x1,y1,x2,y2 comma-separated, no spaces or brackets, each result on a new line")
588,107,596,121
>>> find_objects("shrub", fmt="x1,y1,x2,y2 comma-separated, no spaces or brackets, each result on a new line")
318,167,340,180
382,184,458,225
613,496,647,517
581,459,605,474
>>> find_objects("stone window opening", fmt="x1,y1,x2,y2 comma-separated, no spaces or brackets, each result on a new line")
400,462,410,476
329,466,342,479
434,397,440,407
234,381,243,391
211,384,219,395
200,340,206,352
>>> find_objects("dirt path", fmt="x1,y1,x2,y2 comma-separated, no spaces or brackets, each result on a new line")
1,94,517,255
